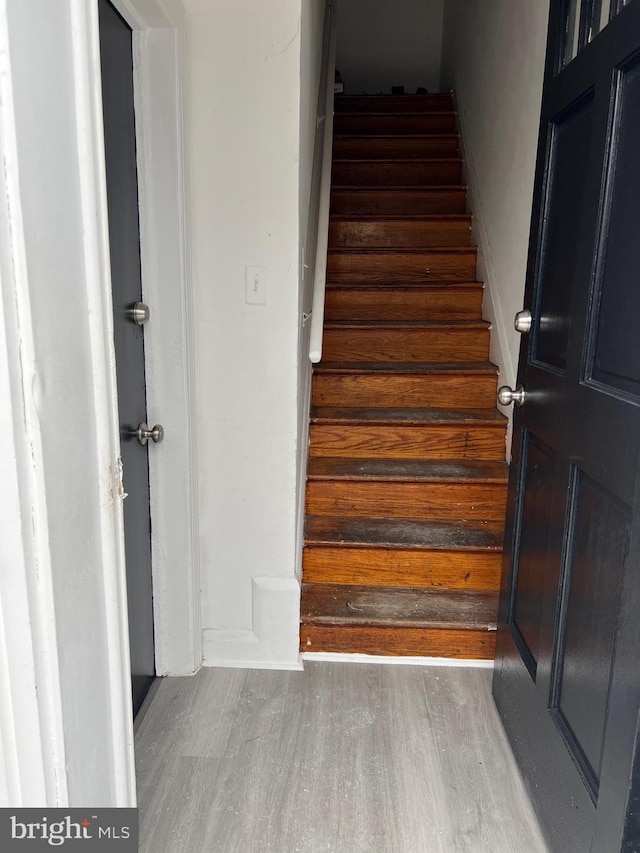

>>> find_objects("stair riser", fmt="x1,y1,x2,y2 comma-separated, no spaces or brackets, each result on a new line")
324,288,483,321
309,424,505,460
306,482,507,521
335,115,457,135
327,251,477,282
333,138,459,160
329,219,471,248
331,190,467,216
302,547,502,590
312,373,498,408
322,328,489,363
335,96,454,113
300,625,496,658
332,161,462,187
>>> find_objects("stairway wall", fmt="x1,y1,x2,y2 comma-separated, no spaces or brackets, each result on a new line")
440,0,549,436
184,0,305,667
336,0,444,94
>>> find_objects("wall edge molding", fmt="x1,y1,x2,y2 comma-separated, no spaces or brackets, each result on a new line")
203,577,303,670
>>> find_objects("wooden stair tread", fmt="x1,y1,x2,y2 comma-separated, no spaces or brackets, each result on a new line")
332,185,467,192
304,516,503,551
325,281,483,290
333,134,459,141
335,95,454,111
328,246,476,255
336,110,457,117
333,157,462,166
330,214,471,222
314,360,498,375
310,406,506,426
331,156,462,162
307,458,508,483
324,319,489,330
301,584,498,631
333,184,467,191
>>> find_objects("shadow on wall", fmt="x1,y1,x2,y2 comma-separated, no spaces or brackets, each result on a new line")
335,0,444,94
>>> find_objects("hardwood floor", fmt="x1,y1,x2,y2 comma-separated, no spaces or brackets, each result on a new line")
135,663,548,852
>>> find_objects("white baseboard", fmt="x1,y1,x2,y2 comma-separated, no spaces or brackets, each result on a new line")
202,576,303,670
302,652,494,669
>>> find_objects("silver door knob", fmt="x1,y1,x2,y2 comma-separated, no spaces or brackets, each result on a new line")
127,302,150,325
514,309,532,334
498,386,526,407
136,423,164,445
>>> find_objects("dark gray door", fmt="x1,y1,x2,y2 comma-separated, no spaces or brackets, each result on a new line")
98,0,155,717
493,1,640,850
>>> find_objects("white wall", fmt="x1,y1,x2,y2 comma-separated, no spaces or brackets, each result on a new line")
337,0,444,94
184,0,304,668
441,0,550,410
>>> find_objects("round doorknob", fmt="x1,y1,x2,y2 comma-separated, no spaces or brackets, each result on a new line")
136,423,164,445
498,386,526,407
514,309,532,334
127,302,150,326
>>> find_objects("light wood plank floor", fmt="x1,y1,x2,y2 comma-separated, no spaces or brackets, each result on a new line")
135,663,548,852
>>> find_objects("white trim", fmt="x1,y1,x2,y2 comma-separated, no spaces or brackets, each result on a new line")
302,652,494,669
69,0,137,804
0,0,68,802
108,0,201,676
203,578,303,670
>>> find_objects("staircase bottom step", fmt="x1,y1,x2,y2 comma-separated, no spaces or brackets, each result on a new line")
300,584,497,659
300,625,496,659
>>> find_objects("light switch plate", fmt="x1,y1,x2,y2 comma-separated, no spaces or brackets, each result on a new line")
245,265,268,305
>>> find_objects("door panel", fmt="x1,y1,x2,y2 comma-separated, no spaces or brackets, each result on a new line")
533,94,593,373
494,1,640,850
98,0,155,717
552,471,630,795
589,55,640,398
510,433,558,676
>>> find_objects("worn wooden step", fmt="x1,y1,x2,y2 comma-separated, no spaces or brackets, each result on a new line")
331,185,467,216
300,585,497,658
324,283,483,321
331,188,467,216
332,159,462,188
333,136,459,160
329,215,471,249
334,94,454,113
330,188,467,216
306,458,508,522
327,247,477,283
334,113,457,136
322,319,490,363
301,584,498,629
301,624,496,658
303,516,502,589
312,361,499,409
303,516,503,589
309,406,506,460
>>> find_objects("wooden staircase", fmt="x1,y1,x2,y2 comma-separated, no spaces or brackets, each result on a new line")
301,93,508,660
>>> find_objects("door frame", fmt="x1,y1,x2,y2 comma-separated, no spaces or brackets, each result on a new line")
107,0,201,679
0,0,198,805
